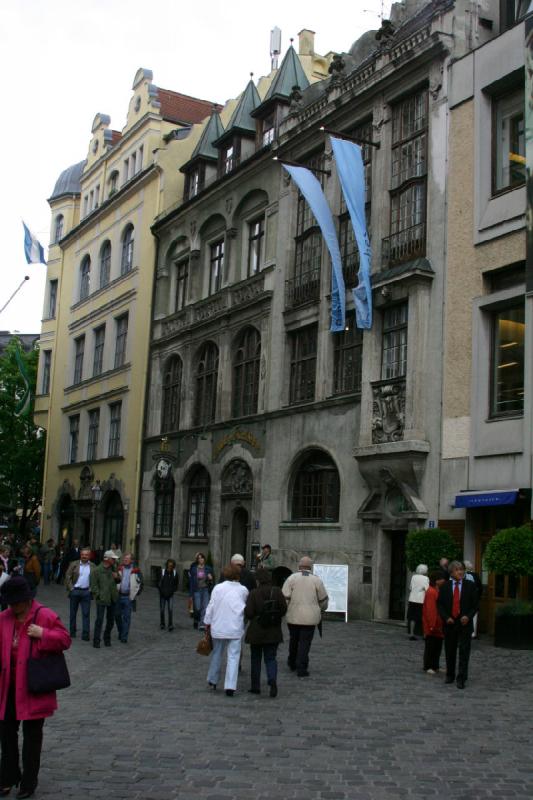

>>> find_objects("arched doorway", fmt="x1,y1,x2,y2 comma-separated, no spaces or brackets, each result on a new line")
231,508,248,559
102,491,124,551
58,495,74,548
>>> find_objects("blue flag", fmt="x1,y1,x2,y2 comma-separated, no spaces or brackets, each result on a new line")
282,164,345,332
330,137,373,329
22,221,46,265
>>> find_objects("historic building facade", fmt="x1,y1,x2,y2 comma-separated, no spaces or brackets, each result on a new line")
441,3,530,632
138,1,500,620
35,69,220,555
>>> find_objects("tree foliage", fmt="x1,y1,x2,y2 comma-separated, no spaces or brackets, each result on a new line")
0,339,46,534
484,526,533,576
405,528,461,572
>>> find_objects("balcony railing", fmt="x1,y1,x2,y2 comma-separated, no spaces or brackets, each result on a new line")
381,222,426,268
285,268,321,308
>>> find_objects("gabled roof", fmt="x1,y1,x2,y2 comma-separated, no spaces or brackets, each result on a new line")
263,45,310,104
156,88,222,125
191,111,225,160
49,160,87,201
214,79,261,144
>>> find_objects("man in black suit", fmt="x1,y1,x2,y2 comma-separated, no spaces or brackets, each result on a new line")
437,560,479,689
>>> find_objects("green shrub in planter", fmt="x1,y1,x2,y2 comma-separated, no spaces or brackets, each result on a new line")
495,600,533,617
484,526,533,576
405,528,460,573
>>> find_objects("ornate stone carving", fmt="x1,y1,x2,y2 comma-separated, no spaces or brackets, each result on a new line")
371,380,405,443
328,53,346,87
225,197,233,214
194,294,228,322
161,309,190,338
221,459,253,496
289,84,304,113
231,275,265,306
78,466,94,500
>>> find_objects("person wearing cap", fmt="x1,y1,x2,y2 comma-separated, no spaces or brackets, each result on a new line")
90,550,120,648
282,556,328,678
0,576,71,798
64,547,95,641
114,553,143,644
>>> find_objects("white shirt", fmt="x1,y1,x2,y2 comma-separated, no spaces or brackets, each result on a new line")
408,573,429,604
74,561,91,589
204,581,248,639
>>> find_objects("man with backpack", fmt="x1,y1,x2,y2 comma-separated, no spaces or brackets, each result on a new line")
244,568,287,697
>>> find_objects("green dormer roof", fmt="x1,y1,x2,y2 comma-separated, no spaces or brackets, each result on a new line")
264,45,310,103
214,79,261,144
191,111,224,161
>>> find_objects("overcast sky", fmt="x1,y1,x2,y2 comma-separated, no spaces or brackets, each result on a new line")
0,0,390,335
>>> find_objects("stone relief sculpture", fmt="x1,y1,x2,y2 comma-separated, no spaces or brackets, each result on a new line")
221,459,253,496
372,382,405,443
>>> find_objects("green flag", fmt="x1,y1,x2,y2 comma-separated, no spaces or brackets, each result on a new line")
14,347,32,417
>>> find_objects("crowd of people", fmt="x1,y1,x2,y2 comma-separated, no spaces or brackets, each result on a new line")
408,556,482,689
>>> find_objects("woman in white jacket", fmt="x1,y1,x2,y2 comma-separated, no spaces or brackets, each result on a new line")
204,565,249,696
407,564,429,640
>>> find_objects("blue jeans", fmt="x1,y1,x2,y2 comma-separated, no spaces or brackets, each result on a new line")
69,588,91,637
193,588,209,626
207,638,242,691
42,562,54,585
94,602,115,644
115,594,133,642
250,643,278,690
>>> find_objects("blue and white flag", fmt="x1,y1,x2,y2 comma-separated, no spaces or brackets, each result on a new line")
22,221,46,265
282,164,345,332
330,137,373,329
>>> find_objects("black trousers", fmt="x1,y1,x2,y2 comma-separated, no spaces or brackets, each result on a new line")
93,602,116,644
287,624,315,675
423,636,443,671
444,620,472,681
0,687,44,792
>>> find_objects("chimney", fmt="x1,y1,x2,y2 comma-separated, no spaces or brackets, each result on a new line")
298,29,315,56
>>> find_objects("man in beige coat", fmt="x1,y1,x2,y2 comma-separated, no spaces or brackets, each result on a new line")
282,556,328,677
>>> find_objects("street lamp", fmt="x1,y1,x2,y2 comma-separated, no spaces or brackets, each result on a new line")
91,481,103,551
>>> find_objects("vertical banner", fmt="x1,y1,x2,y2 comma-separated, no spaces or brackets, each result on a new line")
281,164,346,332
330,137,373,329
526,12,533,292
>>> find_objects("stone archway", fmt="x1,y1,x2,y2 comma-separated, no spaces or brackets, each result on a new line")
221,459,253,565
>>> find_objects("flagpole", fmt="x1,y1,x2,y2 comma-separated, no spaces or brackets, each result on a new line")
0,276,30,315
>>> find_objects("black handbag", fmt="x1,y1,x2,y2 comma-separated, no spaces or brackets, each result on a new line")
26,608,71,694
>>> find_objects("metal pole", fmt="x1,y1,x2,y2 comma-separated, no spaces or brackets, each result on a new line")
0,276,30,315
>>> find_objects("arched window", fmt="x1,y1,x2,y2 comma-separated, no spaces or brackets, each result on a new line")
187,466,210,537
54,214,64,243
99,240,111,288
291,450,340,522
80,255,91,301
161,355,182,433
121,224,134,275
194,342,218,426
153,470,174,539
232,327,260,417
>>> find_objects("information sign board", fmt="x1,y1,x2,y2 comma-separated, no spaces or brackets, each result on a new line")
313,563,349,622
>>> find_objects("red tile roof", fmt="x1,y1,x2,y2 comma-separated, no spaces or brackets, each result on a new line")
156,88,222,125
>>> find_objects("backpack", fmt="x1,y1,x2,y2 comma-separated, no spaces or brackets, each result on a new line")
257,589,283,628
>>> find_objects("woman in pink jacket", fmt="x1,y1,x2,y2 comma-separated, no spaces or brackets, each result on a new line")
0,577,71,798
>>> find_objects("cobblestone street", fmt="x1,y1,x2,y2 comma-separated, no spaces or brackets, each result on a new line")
31,584,533,800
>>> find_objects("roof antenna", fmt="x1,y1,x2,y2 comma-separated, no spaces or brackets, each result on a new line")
270,26,281,70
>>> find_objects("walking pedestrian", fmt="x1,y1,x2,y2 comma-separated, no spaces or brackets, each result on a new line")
90,550,120,648
464,560,483,638
407,564,429,640
158,559,179,631
244,568,287,697
422,571,445,674
115,554,143,644
282,556,328,678
189,553,214,630
38,540,56,587
64,547,95,641
0,576,71,798
204,565,249,696
20,548,40,598
437,560,479,689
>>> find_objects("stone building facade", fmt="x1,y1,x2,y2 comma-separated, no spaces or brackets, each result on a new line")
138,1,503,620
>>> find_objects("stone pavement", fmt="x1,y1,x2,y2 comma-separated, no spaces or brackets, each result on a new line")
28,584,533,800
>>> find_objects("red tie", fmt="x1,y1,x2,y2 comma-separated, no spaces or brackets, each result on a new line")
452,582,460,618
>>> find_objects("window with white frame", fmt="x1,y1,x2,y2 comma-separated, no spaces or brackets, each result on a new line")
114,314,128,368
381,303,408,380
87,408,100,461
54,215,64,243
99,241,111,288
80,255,91,301
121,225,134,274
73,335,85,384
209,239,224,295
93,325,105,376
108,402,122,457
247,217,264,277
69,415,80,463
175,258,188,312
48,279,58,319
493,87,525,193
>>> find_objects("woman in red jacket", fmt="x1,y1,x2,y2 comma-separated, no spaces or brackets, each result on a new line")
0,577,71,798
422,571,445,674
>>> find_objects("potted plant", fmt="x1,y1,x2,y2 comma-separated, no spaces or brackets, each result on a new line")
485,526,533,649
405,528,460,572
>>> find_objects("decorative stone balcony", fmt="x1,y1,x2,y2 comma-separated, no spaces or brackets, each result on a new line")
371,377,406,444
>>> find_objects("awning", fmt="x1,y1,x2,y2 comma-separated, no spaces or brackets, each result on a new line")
454,489,519,508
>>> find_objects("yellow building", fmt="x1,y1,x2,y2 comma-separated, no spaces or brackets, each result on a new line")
35,68,219,554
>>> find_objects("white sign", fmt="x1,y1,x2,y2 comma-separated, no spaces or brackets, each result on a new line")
313,564,349,622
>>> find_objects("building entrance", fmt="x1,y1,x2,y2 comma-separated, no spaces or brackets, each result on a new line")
388,531,407,620
231,508,249,561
